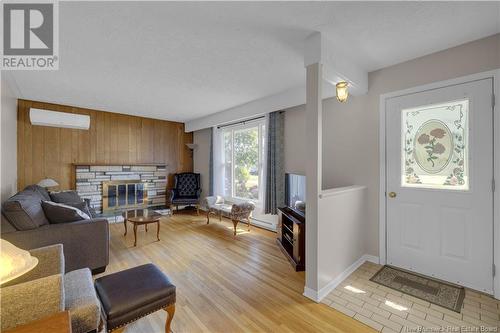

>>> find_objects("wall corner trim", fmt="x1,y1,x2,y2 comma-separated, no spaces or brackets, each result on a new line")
302,254,380,303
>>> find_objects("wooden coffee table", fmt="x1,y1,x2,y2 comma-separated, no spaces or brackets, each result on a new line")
123,209,162,246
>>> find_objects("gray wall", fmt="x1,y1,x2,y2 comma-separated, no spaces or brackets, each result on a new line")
192,33,500,255
1,74,18,202
193,128,211,202
283,104,306,176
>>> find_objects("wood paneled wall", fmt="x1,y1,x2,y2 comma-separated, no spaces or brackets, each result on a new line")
17,99,193,190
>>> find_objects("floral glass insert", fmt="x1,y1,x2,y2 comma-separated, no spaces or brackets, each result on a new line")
402,99,469,190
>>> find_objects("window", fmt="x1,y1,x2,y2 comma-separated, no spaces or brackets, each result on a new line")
221,120,266,202
401,99,469,190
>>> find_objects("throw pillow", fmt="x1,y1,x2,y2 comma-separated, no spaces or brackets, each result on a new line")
2,189,50,230
65,201,93,219
24,185,51,201
41,201,90,224
83,198,98,218
49,190,83,204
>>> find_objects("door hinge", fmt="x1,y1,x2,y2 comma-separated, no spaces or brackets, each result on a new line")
492,179,496,192
493,264,496,277
493,93,496,109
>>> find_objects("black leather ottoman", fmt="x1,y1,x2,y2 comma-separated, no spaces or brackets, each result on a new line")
95,263,176,333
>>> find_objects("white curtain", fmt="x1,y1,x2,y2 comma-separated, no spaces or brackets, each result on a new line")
252,113,278,229
212,126,224,197
259,114,270,215
211,119,277,230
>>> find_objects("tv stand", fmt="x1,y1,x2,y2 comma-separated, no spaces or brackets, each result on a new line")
277,207,305,271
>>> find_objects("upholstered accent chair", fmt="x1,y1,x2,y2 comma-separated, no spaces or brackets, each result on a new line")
0,244,101,333
204,196,256,236
169,172,202,214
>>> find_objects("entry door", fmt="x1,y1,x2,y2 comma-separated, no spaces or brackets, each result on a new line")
386,78,494,294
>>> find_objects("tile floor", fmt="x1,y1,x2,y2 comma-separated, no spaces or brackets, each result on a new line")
322,261,500,332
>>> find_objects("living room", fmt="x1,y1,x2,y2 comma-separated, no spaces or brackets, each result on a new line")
1,2,500,333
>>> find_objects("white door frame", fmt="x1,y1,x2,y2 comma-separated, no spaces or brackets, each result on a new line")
379,69,500,299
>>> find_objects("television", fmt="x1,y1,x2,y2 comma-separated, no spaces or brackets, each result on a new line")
285,173,306,216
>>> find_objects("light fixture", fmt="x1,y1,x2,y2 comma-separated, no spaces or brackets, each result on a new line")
0,239,39,284
336,81,349,103
37,178,59,188
185,143,197,158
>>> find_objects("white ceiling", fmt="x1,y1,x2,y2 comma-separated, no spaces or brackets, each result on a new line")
9,1,500,123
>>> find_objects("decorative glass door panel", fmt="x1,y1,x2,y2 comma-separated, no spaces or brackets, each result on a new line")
401,99,469,190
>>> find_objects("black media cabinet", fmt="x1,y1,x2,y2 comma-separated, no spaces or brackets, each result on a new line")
277,207,305,271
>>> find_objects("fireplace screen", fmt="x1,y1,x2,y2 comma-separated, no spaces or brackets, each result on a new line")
102,181,148,212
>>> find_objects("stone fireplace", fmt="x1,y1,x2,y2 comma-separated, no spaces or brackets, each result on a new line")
75,164,167,214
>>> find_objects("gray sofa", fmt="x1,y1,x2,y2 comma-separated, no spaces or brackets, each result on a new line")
1,185,109,274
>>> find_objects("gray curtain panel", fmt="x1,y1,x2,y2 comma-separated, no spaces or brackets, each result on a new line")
265,111,285,214
209,128,214,196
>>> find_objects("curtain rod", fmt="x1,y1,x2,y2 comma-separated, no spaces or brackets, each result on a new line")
217,115,266,129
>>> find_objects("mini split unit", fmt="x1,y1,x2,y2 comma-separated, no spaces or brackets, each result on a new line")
29,108,90,130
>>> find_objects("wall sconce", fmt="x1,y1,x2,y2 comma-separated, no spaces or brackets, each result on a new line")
185,143,197,158
336,81,349,103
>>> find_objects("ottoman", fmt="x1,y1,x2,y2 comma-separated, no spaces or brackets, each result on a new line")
95,264,176,333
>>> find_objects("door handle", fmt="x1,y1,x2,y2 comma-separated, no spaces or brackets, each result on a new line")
388,192,397,198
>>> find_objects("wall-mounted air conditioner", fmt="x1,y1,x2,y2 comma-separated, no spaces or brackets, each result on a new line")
29,108,90,130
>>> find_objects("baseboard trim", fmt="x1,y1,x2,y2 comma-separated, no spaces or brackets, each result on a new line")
363,255,380,265
303,286,320,301
303,254,380,302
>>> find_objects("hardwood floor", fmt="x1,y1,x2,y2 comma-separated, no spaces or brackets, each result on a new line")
98,212,375,333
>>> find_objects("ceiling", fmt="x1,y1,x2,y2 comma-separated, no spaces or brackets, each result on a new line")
8,1,500,123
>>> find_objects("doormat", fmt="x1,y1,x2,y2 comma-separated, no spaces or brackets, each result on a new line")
370,265,465,312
